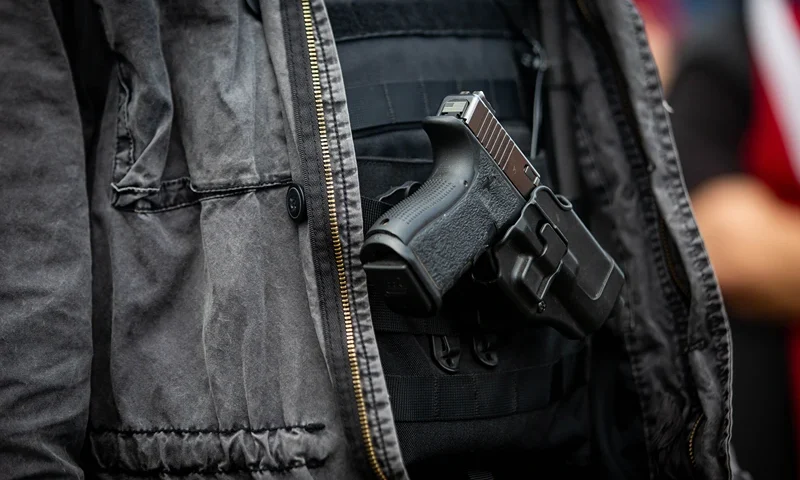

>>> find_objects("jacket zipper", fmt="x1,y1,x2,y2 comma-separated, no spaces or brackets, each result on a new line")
688,414,703,469
574,0,691,306
300,2,388,479
659,217,691,300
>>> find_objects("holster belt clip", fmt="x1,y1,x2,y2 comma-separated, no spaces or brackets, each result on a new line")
489,185,625,339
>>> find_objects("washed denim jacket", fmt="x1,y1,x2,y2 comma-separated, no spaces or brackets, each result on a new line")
0,0,737,478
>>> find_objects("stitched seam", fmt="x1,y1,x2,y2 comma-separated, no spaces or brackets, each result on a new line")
621,2,691,340
281,15,346,480
126,191,253,214
574,104,651,473
420,77,430,114
627,1,719,349
433,377,440,419
317,25,355,308
119,68,135,169
113,80,121,180
114,178,291,195
112,184,161,193
574,12,687,474
573,109,630,320
188,178,292,194
112,66,135,186
624,0,696,388
627,2,731,473
356,156,433,164
382,84,395,124
90,423,326,436
687,339,708,352
94,459,326,477
472,376,479,418
643,51,691,323
113,71,123,181
316,19,394,478
573,106,635,328
118,180,293,214
591,41,681,332
130,193,236,213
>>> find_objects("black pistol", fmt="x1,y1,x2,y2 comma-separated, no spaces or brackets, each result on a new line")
360,91,624,338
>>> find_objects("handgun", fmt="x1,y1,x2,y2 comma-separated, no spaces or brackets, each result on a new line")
360,91,624,338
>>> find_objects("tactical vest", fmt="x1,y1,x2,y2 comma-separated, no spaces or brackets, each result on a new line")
330,1,596,476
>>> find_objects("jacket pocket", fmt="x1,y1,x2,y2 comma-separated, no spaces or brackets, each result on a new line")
105,0,291,212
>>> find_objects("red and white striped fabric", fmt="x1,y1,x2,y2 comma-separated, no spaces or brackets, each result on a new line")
745,0,800,202
744,0,800,456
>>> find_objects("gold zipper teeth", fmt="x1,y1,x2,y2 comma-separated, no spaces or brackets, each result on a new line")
688,414,702,469
576,0,592,26
301,2,388,479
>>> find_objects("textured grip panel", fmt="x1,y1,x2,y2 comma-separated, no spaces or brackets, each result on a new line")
361,115,528,310
410,148,525,293
392,176,457,224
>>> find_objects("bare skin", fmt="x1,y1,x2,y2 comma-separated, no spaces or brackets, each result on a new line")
692,174,800,321
644,19,677,90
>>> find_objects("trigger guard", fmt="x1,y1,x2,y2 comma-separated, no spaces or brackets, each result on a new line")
377,181,422,206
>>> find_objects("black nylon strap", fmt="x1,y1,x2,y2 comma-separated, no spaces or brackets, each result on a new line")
327,0,513,43
386,344,587,422
370,297,458,336
361,195,391,230
347,79,523,133
539,0,580,202
467,472,495,480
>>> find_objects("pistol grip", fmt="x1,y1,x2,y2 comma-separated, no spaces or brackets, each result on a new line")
360,116,525,317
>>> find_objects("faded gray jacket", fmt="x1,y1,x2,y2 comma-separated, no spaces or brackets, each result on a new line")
0,0,735,478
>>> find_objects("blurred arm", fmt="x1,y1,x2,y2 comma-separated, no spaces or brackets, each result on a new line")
692,175,800,320
668,31,800,322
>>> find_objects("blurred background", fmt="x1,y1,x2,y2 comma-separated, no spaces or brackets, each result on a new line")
636,0,800,478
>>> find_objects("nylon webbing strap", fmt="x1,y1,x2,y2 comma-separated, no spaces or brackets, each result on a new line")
467,471,494,480
361,195,391,230
369,296,458,335
327,0,512,43
347,79,523,133
539,0,581,202
386,344,588,422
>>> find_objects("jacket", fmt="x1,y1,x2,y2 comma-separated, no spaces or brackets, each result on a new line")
0,0,735,478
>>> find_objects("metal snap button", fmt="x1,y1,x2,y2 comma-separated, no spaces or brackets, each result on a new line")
286,183,307,223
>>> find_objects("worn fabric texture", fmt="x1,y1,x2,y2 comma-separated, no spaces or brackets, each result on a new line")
0,0,737,478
